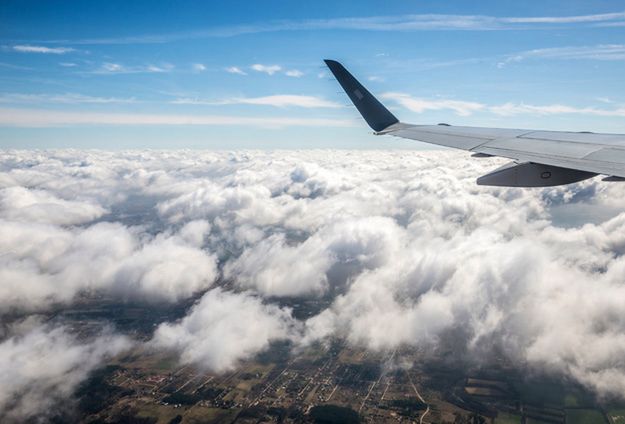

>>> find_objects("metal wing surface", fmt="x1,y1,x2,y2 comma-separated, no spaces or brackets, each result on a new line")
325,59,625,186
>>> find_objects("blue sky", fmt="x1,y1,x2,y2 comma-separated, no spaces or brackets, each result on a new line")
1,0,625,148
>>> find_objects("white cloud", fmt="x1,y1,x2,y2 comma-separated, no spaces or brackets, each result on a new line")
152,288,298,372
489,102,625,117
224,217,402,297
0,93,137,105
0,324,130,421
40,11,625,45
381,92,625,118
59,62,77,67
0,107,355,128
251,63,282,75
498,44,625,67
0,219,218,311
146,64,168,72
5,149,625,400
503,11,625,24
367,75,384,82
192,63,206,72
265,11,625,33
96,62,173,74
172,94,341,108
285,69,304,77
100,62,124,72
382,92,485,116
225,66,247,75
0,186,107,225
12,45,75,54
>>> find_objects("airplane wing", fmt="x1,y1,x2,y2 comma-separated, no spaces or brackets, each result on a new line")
324,59,625,187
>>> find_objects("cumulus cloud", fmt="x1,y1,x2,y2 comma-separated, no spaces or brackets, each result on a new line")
224,217,402,297
4,149,625,400
285,69,304,77
251,63,282,75
0,219,218,311
0,324,131,422
152,288,298,372
0,186,107,225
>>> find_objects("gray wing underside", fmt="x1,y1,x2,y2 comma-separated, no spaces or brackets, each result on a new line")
324,59,625,182
383,122,625,178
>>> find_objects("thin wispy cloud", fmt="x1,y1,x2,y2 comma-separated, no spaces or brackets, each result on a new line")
11,45,76,54
94,62,174,74
251,64,282,75
33,11,625,45
0,62,32,70
0,93,137,105
172,94,341,108
503,11,625,24
382,92,485,116
490,102,625,117
101,62,124,72
498,44,625,67
383,92,625,118
146,64,172,73
0,108,355,128
225,66,247,75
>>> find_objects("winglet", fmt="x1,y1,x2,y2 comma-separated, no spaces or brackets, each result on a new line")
324,59,399,132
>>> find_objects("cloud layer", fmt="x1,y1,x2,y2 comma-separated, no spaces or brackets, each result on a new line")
153,288,298,371
3,149,625,417
0,323,130,422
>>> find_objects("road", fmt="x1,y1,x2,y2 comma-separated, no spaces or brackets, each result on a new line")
408,373,430,424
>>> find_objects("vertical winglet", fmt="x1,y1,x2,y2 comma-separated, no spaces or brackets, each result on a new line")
324,59,399,132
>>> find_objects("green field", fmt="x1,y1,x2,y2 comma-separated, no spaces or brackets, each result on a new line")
494,412,521,424
526,418,554,424
565,409,607,424
513,380,564,407
609,409,625,424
